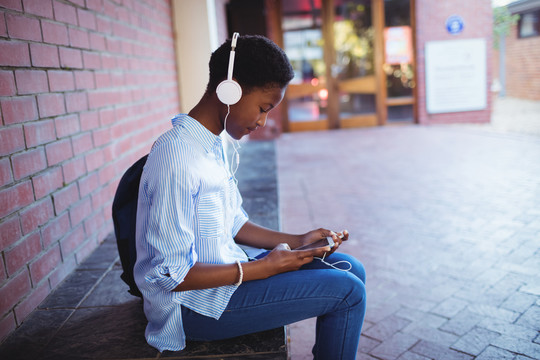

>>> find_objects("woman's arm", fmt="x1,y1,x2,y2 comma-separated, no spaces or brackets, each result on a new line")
173,244,329,291
234,221,348,250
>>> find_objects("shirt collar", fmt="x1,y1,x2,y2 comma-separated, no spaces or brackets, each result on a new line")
172,114,223,153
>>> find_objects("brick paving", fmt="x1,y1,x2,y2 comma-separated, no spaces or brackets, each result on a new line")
276,124,540,359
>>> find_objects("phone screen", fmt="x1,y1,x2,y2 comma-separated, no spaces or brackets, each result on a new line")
296,237,335,250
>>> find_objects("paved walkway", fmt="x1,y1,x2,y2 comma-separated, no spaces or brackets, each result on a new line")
276,109,540,358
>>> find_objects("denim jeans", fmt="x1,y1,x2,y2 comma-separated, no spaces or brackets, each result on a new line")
181,252,366,360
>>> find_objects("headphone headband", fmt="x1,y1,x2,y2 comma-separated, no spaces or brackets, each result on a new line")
227,32,239,81
217,32,242,106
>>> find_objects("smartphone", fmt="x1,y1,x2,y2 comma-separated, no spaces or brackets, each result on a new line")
296,237,335,250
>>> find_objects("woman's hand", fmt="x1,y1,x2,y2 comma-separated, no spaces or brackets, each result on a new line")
261,243,329,276
295,228,349,256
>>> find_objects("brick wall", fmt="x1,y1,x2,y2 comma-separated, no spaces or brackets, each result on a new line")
415,0,493,124
0,0,179,341
501,24,540,100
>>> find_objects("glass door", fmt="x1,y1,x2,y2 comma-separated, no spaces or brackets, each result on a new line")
281,0,381,131
281,0,329,131
333,0,378,128
383,0,415,123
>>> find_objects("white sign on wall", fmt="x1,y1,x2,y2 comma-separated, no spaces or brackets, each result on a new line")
425,38,487,114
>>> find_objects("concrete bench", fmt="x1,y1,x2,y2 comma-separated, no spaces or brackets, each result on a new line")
0,140,289,360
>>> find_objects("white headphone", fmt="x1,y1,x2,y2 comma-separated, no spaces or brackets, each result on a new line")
216,32,242,105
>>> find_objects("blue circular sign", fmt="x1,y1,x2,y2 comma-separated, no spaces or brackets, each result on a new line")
446,15,464,35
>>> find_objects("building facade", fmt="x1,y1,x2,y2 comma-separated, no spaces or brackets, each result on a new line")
493,0,540,100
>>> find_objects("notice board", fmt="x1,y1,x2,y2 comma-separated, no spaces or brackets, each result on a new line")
425,38,487,114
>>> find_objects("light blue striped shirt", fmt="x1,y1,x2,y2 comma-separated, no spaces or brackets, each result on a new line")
134,114,249,352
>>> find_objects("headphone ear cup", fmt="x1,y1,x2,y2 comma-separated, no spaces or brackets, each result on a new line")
216,80,242,105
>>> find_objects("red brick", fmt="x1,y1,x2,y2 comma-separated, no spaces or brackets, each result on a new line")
69,196,92,227
0,41,30,66
0,308,16,343
83,210,103,237
0,0,23,11
111,72,125,87
41,211,69,248
59,46,83,68
101,53,116,69
12,148,47,180
24,120,56,147
37,93,65,118
54,114,80,138
41,21,69,46
0,216,22,251
6,13,42,42
71,132,93,156
0,70,16,96
60,224,85,257
98,162,115,185
14,70,48,95
65,91,88,113
98,107,115,126
20,198,54,235
22,0,54,18
30,43,60,68
92,127,111,148
106,36,120,53
79,110,99,130
0,270,31,319
5,232,41,275
32,166,63,199
53,1,77,25
88,90,116,109
29,244,61,285
1,96,39,125
87,0,104,12
0,255,5,281
74,70,95,90
85,149,104,172
48,70,74,92
45,138,73,165
0,13,6,37
89,32,106,51
68,27,89,49
78,172,99,197
1,127,25,158
0,158,13,187
13,280,50,325
77,8,96,30
52,182,79,214
82,50,101,69
62,157,87,184
48,253,76,288
94,71,110,88
0,181,34,218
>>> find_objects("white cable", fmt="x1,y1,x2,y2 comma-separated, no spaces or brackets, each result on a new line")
314,255,352,272
223,105,241,183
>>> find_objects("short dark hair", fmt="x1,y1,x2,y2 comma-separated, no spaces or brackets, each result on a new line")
207,34,294,94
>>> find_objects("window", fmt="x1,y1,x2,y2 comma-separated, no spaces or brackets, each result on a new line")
518,9,540,38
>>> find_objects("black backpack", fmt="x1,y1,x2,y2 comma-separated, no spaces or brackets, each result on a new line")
112,155,148,297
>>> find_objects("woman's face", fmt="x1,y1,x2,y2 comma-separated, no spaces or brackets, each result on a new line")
224,86,286,140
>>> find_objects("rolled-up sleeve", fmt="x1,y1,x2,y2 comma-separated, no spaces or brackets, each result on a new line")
137,143,197,292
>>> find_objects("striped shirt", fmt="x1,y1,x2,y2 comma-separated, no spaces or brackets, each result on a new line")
134,114,249,352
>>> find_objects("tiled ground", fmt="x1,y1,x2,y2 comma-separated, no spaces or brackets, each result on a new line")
277,125,540,360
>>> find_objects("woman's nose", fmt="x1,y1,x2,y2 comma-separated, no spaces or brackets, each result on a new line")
256,114,267,128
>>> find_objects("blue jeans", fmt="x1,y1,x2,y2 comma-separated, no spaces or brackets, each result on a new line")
182,252,366,360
